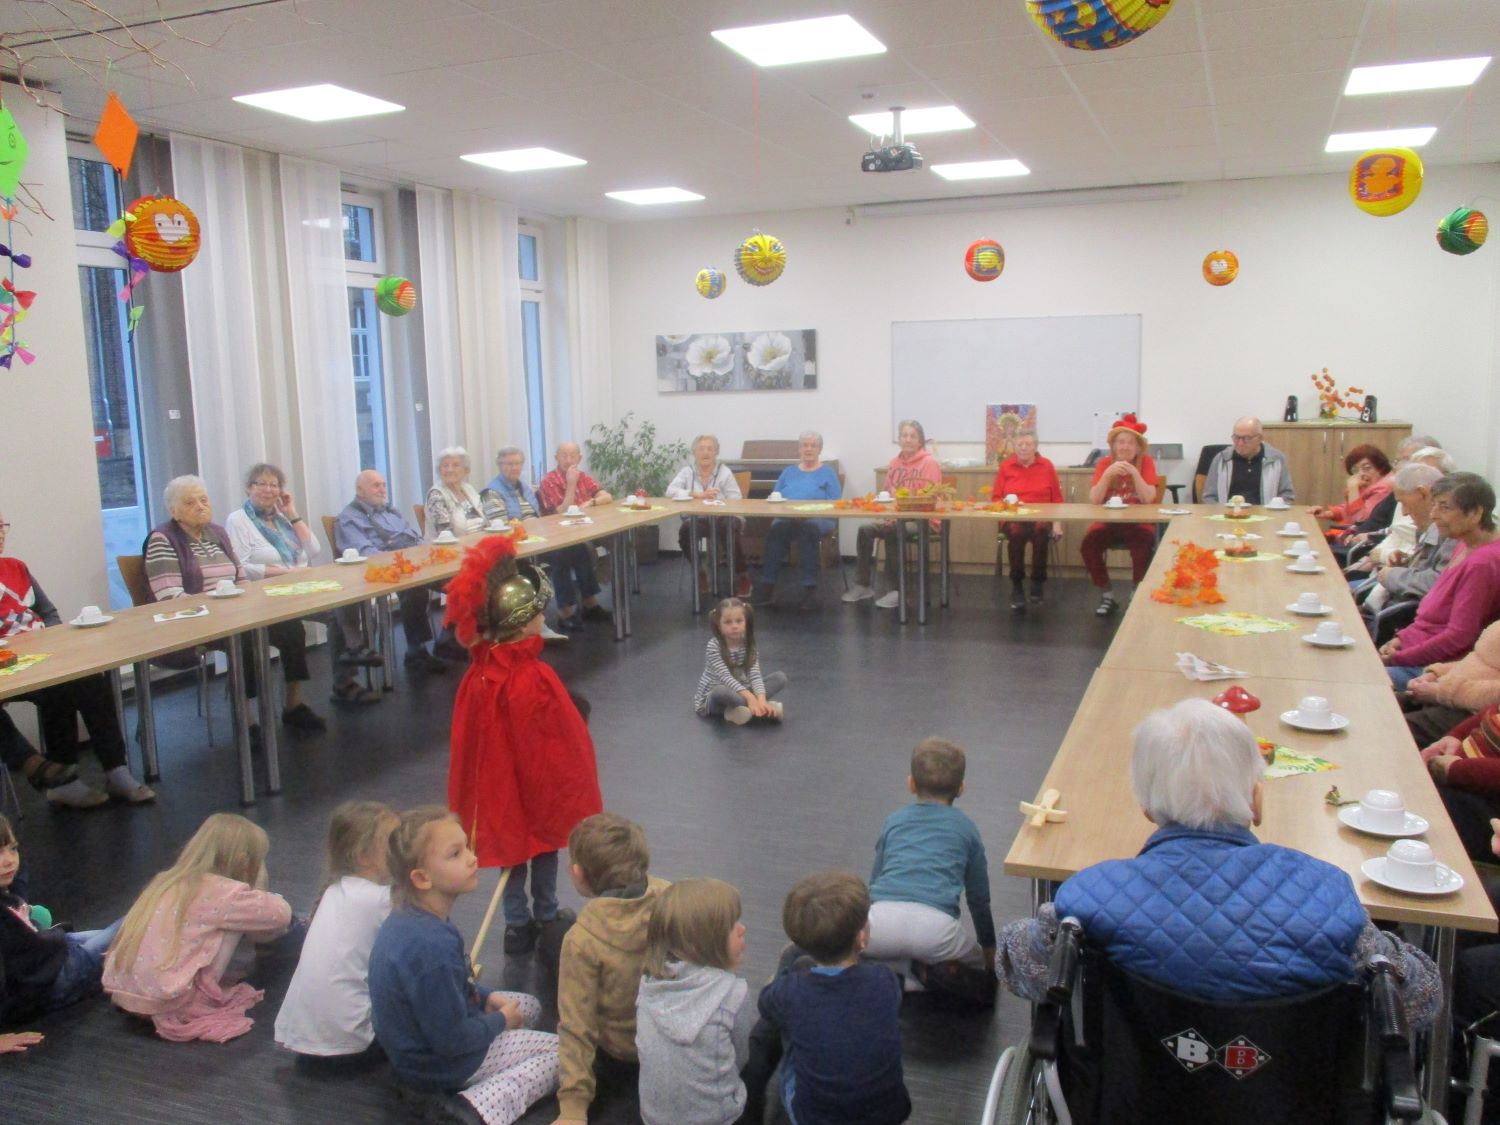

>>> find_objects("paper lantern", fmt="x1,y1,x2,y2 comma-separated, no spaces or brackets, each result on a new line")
123,195,201,272
1202,249,1239,286
1437,207,1488,256
0,104,31,200
1348,148,1424,217
695,267,727,299
734,233,786,286
376,276,417,316
1025,0,1175,51
964,239,1005,282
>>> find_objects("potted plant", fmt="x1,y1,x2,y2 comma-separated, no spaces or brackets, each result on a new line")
585,413,690,563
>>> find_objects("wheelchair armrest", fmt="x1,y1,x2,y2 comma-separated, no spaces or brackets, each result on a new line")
1373,599,1419,648
1367,958,1424,1121
1348,575,1378,602
1045,917,1084,1005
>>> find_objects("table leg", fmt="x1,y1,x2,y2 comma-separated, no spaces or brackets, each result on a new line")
380,596,398,694
630,530,641,595
253,629,282,796
940,523,951,608
612,533,627,642
727,519,738,596
708,517,721,598
130,660,160,783
362,601,384,692
897,520,909,625
623,531,635,636
1421,924,1456,1110
917,521,930,626
226,637,255,806
689,516,702,615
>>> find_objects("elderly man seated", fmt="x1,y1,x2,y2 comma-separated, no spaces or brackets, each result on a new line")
1348,442,1455,573
997,699,1439,1027
1199,416,1295,505
1354,462,1453,617
334,470,446,675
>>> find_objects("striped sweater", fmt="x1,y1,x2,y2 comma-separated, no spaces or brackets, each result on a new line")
694,637,765,714
145,529,242,601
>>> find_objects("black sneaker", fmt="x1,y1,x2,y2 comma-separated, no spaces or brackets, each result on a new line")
1009,586,1026,612
1096,592,1117,617
404,648,447,675
581,604,613,623
1029,582,1045,605
503,919,538,955
556,613,585,634
281,703,328,733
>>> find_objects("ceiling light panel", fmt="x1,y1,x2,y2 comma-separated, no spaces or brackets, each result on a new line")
848,106,975,136
605,187,705,205
232,84,404,122
711,15,886,67
460,148,587,171
931,159,1031,181
1324,127,1436,152
1345,57,1491,96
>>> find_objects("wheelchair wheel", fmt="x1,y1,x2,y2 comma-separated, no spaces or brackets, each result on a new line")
995,1044,1062,1125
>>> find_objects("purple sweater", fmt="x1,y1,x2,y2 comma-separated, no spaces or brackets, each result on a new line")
1395,539,1500,667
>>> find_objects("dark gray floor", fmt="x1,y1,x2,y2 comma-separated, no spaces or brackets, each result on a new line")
3,561,1116,1123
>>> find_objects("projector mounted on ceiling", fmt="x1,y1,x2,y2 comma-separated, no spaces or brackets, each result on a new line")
861,106,923,174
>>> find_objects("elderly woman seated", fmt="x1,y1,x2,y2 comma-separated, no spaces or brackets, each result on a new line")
1314,444,1396,546
997,698,1439,1028
667,434,749,598
145,475,325,739
425,446,487,537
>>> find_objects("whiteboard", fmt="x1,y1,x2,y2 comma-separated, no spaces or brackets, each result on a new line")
890,314,1141,443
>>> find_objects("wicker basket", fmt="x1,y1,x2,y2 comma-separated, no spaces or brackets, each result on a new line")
894,495,938,512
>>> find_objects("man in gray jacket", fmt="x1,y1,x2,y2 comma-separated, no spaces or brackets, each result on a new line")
1200,416,1296,505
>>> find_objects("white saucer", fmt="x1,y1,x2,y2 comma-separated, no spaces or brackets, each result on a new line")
70,615,113,627
1286,564,1326,574
335,556,366,565
1276,529,1308,538
208,588,244,599
1282,549,1314,559
1280,709,1350,732
671,496,692,502
1360,857,1463,896
482,523,510,533
432,537,459,546
1303,633,1356,648
1266,503,1290,511
1286,603,1332,616
765,497,787,504
1338,805,1429,838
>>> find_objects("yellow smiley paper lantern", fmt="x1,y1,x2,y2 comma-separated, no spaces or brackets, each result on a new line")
1348,148,1424,217
964,239,1005,282
1202,249,1239,286
123,194,202,272
734,233,786,287
1026,0,1175,51
695,267,727,299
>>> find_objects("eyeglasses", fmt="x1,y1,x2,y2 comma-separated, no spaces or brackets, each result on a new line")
1231,434,1260,443
0,522,10,530
251,480,281,489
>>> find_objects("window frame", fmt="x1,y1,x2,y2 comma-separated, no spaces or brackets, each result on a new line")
518,218,548,467
343,188,393,479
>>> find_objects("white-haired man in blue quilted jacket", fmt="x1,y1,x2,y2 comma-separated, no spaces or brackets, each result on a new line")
997,698,1441,1029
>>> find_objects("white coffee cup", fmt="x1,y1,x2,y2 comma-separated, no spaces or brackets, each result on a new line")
1295,695,1334,728
566,504,583,516
341,547,360,561
1359,789,1408,834
214,579,237,595
1289,539,1313,556
1295,592,1323,613
876,491,892,502
769,491,784,501
1314,620,1346,645
1281,521,1304,535
1004,493,1020,505
434,530,457,543
1105,496,1126,508
1292,555,1320,572
487,518,507,531
1267,498,1289,509
1383,839,1439,890
79,604,104,623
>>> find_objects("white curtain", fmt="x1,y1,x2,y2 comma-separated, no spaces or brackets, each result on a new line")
565,217,613,443
170,134,273,516
278,154,360,530
417,185,464,464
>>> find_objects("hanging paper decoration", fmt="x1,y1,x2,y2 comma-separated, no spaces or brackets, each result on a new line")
695,267,727,299
0,105,28,200
0,103,33,371
1348,148,1423,217
1025,0,1175,51
1202,249,1239,286
375,276,417,316
92,93,140,179
734,233,786,286
123,195,202,271
964,239,1005,281
1436,207,1488,256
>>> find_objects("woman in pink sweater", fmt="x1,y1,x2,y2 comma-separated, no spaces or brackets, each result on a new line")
844,420,943,609
1381,474,1500,691
103,813,291,1042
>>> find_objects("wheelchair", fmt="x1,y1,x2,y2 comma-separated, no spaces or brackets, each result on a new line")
982,917,1433,1124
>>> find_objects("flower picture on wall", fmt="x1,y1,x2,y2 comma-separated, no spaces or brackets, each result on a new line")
986,403,1037,464
657,329,817,393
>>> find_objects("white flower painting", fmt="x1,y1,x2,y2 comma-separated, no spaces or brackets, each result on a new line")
657,328,816,394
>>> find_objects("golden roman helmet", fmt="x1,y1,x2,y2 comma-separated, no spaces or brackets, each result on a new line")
489,560,553,640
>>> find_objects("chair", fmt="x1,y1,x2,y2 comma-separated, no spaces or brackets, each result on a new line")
1192,444,1230,503
982,918,1423,1125
117,554,215,743
412,504,427,537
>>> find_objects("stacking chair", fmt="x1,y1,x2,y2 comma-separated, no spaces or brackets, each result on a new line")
116,554,216,745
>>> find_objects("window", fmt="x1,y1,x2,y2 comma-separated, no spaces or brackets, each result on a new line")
343,192,390,477
70,152,149,609
518,224,546,466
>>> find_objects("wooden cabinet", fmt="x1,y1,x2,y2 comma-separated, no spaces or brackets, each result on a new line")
1258,422,1412,509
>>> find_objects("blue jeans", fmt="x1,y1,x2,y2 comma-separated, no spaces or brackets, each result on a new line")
46,917,122,1010
502,851,560,927
1389,665,1426,691
762,519,835,587
549,545,600,611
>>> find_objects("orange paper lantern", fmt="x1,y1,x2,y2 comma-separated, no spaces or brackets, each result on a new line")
1202,249,1239,286
124,195,202,272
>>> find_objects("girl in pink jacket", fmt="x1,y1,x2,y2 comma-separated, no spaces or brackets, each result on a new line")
103,813,291,1042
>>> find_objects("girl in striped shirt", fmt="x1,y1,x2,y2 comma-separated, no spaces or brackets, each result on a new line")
694,598,786,725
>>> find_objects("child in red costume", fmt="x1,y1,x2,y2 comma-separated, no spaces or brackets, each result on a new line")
444,536,603,959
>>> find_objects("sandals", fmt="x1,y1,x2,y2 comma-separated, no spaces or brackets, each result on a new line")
23,755,79,792
330,680,381,706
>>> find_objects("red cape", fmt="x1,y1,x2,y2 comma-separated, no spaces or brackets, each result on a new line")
448,636,603,868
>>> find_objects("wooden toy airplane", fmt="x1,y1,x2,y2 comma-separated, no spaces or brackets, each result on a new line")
1020,788,1068,827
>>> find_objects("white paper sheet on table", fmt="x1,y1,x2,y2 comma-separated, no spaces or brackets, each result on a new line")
1176,652,1246,681
1215,532,1262,540
154,606,210,623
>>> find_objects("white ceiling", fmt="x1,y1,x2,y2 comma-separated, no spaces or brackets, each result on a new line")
4,0,1498,221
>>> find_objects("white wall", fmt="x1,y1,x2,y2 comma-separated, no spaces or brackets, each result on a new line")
0,85,109,614
607,166,1500,545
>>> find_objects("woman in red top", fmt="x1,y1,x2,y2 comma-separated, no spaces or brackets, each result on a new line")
993,430,1064,612
1082,414,1160,616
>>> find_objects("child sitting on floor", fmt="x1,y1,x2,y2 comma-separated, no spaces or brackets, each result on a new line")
274,800,399,1066
694,598,786,725
636,878,753,1125
865,737,996,1004
444,535,603,960
0,814,122,1027
369,806,558,1124
555,813,669,1124
753,871,911,1125
102,812,292,1042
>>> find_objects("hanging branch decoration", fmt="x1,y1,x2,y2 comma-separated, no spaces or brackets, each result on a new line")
0,101,35,369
